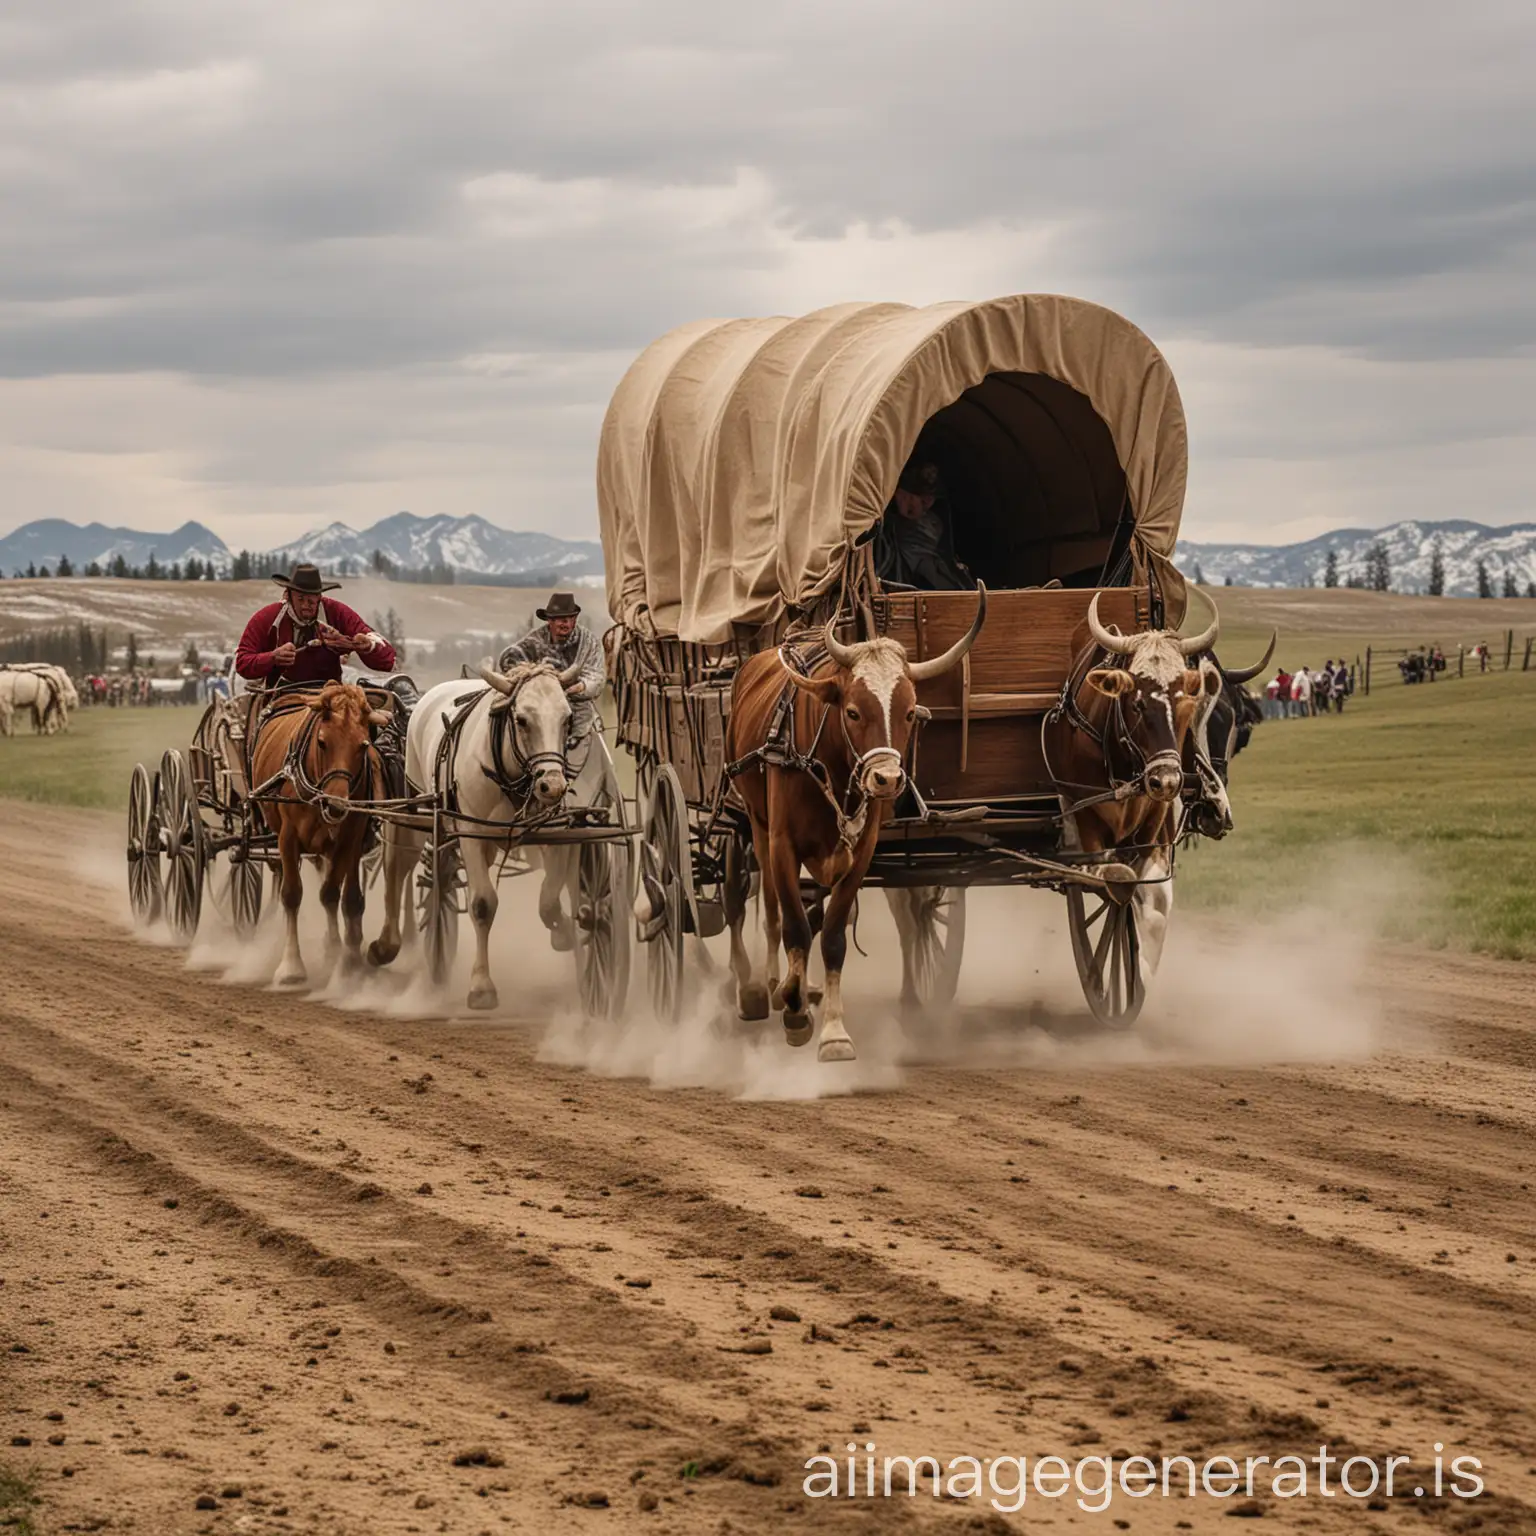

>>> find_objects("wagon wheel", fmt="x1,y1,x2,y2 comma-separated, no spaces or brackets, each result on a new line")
575,747,633,1019
1066,884,1145,1027
641,764,688,1022
416,838,463,986
228,846,265,937
126,762,163,926
157,749,205,944
890,886,967,1014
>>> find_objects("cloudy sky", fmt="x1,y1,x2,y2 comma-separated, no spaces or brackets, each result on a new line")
2,0,1533,550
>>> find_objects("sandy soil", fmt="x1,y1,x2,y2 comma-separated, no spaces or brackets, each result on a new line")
3,801,1535,1534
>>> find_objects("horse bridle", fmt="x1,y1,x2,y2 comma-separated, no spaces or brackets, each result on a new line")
484,675,571,810
284,703,380,824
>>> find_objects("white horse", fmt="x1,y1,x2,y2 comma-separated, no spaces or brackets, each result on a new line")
0,667,68,735
367,660,588,1009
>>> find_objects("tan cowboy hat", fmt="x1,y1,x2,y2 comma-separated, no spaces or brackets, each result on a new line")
271,562,341,595
537,591,581,620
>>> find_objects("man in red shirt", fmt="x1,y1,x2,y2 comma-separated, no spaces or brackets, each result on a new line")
235,564,397,686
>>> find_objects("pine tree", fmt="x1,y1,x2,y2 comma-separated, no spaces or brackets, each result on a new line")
184,640,200,667
1428,540,1445,597
109,553,128,578
1502,569,1518,599
1477,560,1492,598
230,550,253,581
1192,560,1206,585
169,561,183,581
1366,541,1391,592
86,561,102,577
56,554,75,577
25,561,36,578
1324,549,1338,587
125,633,139,671
145,552,162,580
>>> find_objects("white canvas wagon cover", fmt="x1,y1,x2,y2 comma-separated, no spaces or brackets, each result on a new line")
597,293,1188,642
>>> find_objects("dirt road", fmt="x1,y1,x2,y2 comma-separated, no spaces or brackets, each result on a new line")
3,802,1534,1534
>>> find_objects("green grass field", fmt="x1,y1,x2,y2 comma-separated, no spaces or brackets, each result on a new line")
1177,663,1536,959
0,705,203,810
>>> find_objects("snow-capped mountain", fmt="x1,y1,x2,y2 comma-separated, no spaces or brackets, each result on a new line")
1,512,603,582
0,518,230,574
274,513,603,579
1176,520,1536,597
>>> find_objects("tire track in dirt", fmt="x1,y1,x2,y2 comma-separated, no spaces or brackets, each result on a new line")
4,801,1536,1533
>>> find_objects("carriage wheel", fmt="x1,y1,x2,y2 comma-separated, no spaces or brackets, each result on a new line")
157,749,205,944
229,850,264,937
417,839,462,986
642,764,687,1022
1066,884,1145,1026
126,762,163,926
577,838,631,1019
892,886,967,1013
576,749,633,1019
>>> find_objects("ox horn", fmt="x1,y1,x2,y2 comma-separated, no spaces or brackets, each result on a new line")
556,660,583,689
1222,630,1277,684
477,665,513,694
822,618,860,670
1177,586,1220,656
908,584,988,682
1086,592,1135,656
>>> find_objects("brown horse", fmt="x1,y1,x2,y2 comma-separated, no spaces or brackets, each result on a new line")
249,682,388,986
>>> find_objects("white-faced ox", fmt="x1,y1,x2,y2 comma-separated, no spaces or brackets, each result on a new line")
1045,593,1223,982
722,588,986,1063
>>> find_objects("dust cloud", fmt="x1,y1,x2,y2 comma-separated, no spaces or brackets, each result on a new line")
84,835,1402,1101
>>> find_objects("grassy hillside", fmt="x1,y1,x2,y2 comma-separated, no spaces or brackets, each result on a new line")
0,706,203,810
1178,662,1536,958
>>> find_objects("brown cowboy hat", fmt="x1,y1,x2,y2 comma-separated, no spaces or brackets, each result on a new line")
537,591,581,621
271,562,341,595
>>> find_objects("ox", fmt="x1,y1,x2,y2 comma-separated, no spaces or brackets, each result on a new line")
250,682,389,986
723,590,986,1063
1044,594,1224,983
1182,635,1275,840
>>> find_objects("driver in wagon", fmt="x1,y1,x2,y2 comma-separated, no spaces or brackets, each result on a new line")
235,563,397,688
497,591,605,771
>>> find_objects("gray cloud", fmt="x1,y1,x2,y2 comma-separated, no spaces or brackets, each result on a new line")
0,0,1533,544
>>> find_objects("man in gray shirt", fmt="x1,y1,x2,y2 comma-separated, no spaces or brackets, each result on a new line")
497,591,606,748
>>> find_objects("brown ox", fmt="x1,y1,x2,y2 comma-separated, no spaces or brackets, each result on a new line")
1043,594,1222,980
250,682,389,987
724,590,986,1063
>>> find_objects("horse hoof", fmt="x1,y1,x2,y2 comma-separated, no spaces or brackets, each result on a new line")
783,1011,813,1047
275,969,307,989
467,984,499,1011
738,982,771,1022
366,938,398,968
818,1037,857,1064
550,929,575,954
806,985,824,1006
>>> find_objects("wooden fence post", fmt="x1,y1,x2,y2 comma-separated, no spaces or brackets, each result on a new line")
1458,646,1464,677
1505,630,1514,670
1524,636,1533,672
1364,646,1371,696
